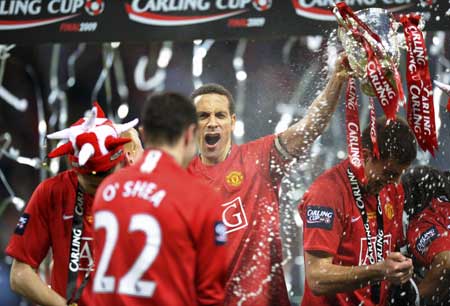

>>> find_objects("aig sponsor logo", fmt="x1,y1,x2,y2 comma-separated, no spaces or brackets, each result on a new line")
221,196,248,233
359,234,392,265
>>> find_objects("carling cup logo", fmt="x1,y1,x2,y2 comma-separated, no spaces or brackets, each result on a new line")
85,0,105,16
252,0,272,11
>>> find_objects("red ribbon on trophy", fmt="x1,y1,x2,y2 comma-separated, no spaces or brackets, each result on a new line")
334,3,400,120
369,97,380,159
400,14,438,156
346,78,367,184
362,38,399,121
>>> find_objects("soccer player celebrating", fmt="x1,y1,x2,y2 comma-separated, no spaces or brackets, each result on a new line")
6,103,141,306
299,117,416,306
92,92,228,306
188,56,349,305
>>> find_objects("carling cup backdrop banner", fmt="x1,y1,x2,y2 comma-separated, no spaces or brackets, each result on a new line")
0,0,448,43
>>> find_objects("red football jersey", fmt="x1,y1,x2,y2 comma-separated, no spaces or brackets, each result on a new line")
92,149,227,306
299,160,405,306
407,198,450,267
188,134,291,306
5,170,95,306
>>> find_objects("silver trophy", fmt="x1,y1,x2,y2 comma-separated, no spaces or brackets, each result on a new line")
334,7,401,96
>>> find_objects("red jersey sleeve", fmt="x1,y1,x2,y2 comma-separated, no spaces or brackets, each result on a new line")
299,177,345,256
5,182,51,268
191,188,227,306
242,134,292,186
407,203,450,267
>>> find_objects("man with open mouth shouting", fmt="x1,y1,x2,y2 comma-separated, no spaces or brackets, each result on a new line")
187,56,349,306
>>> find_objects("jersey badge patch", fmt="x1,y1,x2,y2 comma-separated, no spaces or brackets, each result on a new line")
384,202,394,220
214,221,227,245
305,206,334,230
14,213,30,235
416,226,438,255
86,215,93,224
226,171,244,187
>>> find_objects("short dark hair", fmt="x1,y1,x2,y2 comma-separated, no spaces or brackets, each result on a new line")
362,117,417,165
141,92,197,146
190,83,235,115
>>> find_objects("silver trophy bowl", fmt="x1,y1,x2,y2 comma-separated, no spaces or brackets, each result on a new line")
336,8,400,96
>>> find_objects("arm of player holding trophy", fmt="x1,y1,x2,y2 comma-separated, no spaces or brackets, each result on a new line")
277,54,349,158
305,250,413,295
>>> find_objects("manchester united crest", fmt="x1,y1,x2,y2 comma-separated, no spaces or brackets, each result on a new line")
385,203,395,220
86,215,93,224
226,171,244,187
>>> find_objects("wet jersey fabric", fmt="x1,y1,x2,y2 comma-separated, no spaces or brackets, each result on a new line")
407,198,450,267
299,159,405,306
6,170,95,305
92,149,227,306
188,134,291,306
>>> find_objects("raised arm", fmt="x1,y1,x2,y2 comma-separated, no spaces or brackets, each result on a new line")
305,251,413,296
278,56,348,158
10,259,66,306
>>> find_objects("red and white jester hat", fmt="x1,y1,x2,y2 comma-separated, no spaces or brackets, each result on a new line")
47,103,138,174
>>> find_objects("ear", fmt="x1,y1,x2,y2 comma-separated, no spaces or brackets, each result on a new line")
184,124,196,147
230,113,237,131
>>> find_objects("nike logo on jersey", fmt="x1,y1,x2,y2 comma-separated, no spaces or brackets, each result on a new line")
63,214,74,220
351,216,361,223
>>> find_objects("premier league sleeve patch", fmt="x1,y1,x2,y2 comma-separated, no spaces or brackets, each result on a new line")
14,213,30,236
214,221,227,246
415,226,439,255
306,206,334,230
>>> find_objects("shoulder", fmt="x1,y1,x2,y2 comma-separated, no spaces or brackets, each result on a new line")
187,155,201,173
307,163,348,196
301,163,350,217
240,134,276,152
36,170,76,196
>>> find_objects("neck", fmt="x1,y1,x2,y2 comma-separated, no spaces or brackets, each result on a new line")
201,143,232,165
148,143,185,168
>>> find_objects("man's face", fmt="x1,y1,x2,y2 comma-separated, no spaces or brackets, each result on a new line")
364,156,410,195
194,93,236,165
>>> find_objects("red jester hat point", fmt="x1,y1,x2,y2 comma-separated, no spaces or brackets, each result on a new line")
46,103,138,174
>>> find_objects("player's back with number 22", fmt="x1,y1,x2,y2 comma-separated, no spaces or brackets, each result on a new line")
92,149,228,306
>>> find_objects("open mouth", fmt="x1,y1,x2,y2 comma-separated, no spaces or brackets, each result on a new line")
205,133,220,146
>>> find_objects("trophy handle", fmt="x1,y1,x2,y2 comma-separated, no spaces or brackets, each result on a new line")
332,5,347,28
